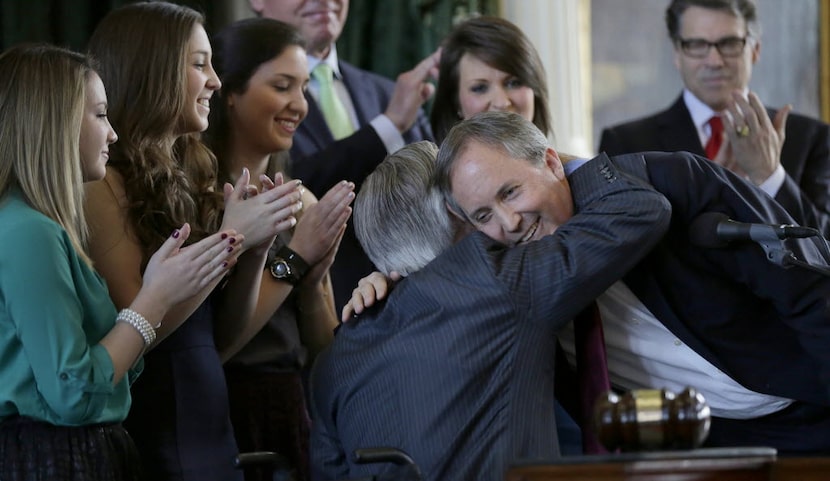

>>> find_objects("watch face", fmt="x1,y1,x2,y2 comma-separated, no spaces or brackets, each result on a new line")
271,259,290,278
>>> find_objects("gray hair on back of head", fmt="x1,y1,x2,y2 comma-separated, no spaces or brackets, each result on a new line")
354,141,453,277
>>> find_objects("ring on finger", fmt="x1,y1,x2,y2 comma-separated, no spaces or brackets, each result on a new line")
736,125,750,137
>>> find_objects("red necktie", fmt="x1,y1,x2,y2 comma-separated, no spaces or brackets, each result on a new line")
574,302,611,454
704,116,723,159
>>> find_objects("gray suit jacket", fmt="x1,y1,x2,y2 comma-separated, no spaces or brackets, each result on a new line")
309,154,672,481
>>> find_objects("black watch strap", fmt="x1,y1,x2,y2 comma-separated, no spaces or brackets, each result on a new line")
269,246,310,285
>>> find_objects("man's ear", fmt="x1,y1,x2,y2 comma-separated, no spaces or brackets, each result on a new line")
545,147,566,180
750,38,761,65
445,202,474,242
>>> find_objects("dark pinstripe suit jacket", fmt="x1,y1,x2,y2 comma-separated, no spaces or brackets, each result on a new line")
599,95,830,235
312,151,830,477
309,154,673,481
288,60,433,313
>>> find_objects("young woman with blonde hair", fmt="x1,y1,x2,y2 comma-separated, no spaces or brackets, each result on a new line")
0,44,240,481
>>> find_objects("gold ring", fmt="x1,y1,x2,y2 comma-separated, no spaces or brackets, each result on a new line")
736,125,750,137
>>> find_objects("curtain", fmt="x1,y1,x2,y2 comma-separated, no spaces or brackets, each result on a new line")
338,0,499,79
0,0,228,51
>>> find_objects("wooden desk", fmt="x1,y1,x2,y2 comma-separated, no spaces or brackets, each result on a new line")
505,448,830,481
769,457,830,481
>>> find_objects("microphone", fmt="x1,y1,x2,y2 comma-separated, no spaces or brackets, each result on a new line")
690,212,818,248
691,212,830,274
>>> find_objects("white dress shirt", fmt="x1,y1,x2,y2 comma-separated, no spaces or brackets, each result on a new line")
561,158,793,419
307,49,404,154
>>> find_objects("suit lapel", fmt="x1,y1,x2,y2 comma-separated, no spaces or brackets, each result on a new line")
657,96,707,156
339,61,384,125
299,92,334,150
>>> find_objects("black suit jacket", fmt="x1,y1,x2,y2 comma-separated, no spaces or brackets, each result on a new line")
288,60,433,311
599,95,830,235
610,151,830,409
310,154,672,481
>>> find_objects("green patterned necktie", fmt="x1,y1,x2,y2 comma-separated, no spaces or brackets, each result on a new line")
312,63,354,140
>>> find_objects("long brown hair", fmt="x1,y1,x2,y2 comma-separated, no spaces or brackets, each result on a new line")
88,2,222,258
0,44,96,265
430,16,551,144
207,17,305,185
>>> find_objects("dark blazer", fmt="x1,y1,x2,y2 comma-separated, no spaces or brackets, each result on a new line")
613,151,830,408
309,154,673,481
599,150,830,454
599,95,830,235
288,60,433,311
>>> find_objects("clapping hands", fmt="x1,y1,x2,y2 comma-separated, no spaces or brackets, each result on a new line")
712,90,790,185
221,167,303,255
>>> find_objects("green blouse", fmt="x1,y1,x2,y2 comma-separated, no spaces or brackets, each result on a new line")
0,190,142,426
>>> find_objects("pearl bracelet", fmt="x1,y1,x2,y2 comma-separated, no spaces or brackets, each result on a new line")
116,308,157,346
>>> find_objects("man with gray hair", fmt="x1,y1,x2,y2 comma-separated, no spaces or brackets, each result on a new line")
439,112,830,454
340,111,830,457
309,127,672,480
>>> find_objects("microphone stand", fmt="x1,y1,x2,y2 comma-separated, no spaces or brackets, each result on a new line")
757,235,830,277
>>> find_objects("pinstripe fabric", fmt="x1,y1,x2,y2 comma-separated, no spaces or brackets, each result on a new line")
309,154,672,481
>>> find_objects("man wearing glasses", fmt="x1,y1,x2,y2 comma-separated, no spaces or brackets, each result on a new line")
600,0,830,234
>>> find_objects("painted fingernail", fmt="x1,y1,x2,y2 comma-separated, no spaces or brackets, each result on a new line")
227,246,234,253
228,237,236,244
172,230,180,238
221,233,228,240
222,261,228,268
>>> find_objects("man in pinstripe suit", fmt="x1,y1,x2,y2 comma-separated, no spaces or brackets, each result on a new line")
312,112,830,480
309,114,673,481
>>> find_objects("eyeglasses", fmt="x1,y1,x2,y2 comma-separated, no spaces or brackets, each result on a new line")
677,36,748,58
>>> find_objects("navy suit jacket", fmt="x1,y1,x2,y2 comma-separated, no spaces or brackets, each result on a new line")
610,151,830,409
599,95,830,235
288,60,433,311
310,154,672,481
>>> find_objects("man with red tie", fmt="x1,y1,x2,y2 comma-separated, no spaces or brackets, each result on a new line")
599,0,830,235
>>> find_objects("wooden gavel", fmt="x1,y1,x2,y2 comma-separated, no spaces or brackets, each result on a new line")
593,387,711,452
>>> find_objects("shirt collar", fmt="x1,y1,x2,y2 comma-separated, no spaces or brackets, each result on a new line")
683,87,751,131
683,89,718,133
307,46,343,80
563,158,590,176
